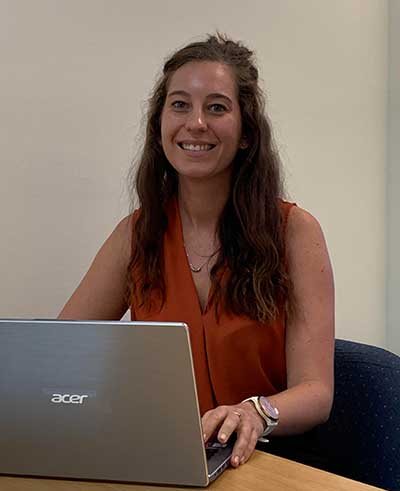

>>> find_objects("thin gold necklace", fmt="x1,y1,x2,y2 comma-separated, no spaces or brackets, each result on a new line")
184,245,219,273
186,255,210,273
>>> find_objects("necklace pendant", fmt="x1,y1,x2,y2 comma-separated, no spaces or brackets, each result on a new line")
185,249,208,273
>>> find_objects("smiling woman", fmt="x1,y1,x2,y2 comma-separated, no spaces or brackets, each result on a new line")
58,34,334,474
161,61,245,182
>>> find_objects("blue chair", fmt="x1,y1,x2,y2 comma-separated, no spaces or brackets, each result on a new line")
259,339,400,490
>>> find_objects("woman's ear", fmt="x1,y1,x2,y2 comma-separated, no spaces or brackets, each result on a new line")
239,136,249,149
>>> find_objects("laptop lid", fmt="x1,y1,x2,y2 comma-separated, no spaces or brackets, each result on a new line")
0,319,230,486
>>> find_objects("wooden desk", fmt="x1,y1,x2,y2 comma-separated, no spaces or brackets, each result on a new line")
0,451,383,491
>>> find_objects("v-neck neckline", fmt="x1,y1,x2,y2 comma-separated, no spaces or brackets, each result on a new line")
174,196,214,317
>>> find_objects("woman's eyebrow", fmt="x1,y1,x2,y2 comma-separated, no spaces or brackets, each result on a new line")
206,93,233,104
167,90,190,98
166,90,233,104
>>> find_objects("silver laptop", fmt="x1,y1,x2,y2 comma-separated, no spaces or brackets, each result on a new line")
0,319,234,486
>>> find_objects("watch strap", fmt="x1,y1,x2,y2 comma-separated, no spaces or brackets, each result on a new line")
241,396,279,441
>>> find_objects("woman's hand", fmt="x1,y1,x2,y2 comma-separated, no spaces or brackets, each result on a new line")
202,402,264,468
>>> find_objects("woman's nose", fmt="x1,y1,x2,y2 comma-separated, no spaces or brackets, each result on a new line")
185,107,207,132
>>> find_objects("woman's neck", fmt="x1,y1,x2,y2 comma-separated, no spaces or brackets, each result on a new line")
177,175,230,235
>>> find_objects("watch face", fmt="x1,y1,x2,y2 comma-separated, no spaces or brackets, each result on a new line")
259,396,279,420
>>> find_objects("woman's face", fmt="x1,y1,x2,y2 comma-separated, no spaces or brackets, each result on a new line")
160,61,245,182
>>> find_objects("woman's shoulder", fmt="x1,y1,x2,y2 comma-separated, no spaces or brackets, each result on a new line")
111,209,141,257
114,211,137,236
285,205,323,238
278,199,322,233
284,204,329,271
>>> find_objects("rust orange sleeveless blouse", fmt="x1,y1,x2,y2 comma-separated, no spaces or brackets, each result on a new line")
131,198,295,416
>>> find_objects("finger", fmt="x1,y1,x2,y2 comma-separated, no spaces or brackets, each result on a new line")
240,429,259,465
201,406,229,442
217,410,243,444
230,420,252,467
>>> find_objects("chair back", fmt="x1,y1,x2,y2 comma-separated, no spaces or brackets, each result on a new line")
318,339,400,490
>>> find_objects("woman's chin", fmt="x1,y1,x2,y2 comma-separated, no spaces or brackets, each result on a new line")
174,164,231,183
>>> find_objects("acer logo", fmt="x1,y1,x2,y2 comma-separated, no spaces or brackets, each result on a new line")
50,394,88,404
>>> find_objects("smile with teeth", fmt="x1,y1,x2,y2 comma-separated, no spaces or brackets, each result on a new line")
179,142,216,152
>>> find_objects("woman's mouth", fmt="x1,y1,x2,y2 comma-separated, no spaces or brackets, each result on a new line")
178,142,216,152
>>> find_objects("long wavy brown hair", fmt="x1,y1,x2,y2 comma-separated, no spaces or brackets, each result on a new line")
127,33,289,322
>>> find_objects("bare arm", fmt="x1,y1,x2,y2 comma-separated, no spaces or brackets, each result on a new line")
58,215,134,320
202,206,335,466
250,206,335,435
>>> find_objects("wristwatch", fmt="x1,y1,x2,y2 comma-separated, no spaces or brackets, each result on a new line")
242,396,279,441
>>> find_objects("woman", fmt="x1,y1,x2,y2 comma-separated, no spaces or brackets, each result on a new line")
59,34,334,470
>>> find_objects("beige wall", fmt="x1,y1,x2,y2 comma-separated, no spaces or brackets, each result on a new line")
0,0,387,347
388,0,400,355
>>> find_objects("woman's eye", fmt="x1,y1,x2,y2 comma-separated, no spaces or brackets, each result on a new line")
209,103,227,113
171,101,188,110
